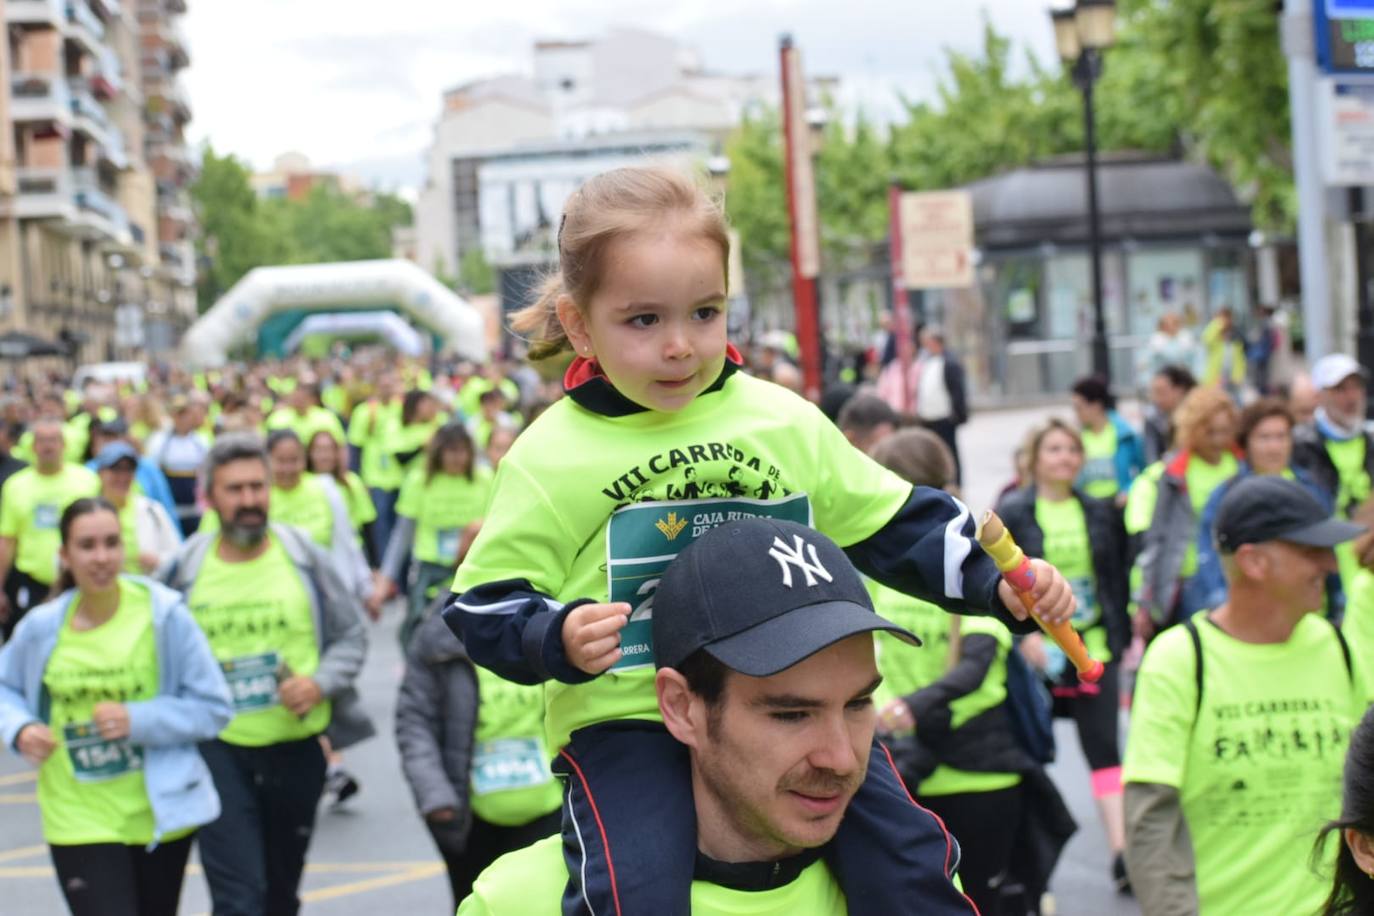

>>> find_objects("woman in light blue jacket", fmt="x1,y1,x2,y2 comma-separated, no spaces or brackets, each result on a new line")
0,497,232,916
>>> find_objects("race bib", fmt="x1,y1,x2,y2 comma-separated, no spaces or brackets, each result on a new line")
471,738,552,796
63,722,143,783
436,528,460,563
605,494,812,669
33,504,59,530
1080,457,1115,486
1069,576,1101,629
221,652,282,712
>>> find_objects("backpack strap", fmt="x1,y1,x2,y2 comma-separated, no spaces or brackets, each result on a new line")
1184,615,1204,717
1329,617,1354,684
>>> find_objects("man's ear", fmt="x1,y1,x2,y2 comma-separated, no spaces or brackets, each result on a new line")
657,668,704,750
1347,828,1374,878
554,295,593,358
1234,543,1268,581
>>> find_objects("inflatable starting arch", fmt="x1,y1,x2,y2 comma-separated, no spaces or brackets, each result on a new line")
181,259,486,367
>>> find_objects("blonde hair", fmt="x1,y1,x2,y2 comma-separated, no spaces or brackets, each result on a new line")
1173,386,1239,453
510,166,730,360
1023,417,1083,483
868,428,956,491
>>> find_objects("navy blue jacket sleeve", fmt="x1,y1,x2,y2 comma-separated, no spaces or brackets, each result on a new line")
441,580,598,686
844,485,1034,634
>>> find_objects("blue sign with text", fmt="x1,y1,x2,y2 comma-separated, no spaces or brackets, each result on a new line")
1319,0,1374,73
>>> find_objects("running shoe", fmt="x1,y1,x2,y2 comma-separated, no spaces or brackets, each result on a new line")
325,768,360,807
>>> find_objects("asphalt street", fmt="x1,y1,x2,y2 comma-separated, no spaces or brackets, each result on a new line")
0,402,1141,915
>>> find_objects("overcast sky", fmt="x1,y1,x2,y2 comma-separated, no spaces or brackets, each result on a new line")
182,0,1056,195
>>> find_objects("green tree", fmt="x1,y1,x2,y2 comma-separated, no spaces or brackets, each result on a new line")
723,108,790,288
191,152,415,311
1113,0,1293,229
264,185,412,265
190,145,275,312
458,246,495,295
816,113,892,266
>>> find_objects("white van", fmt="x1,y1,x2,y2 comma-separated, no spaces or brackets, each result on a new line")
73,361,147,390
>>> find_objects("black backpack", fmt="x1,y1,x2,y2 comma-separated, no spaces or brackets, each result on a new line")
1005,640,1056,764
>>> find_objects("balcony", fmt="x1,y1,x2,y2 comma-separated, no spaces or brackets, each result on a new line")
89,46,124,99
64,1,106,54
162,18,189,69
14,167,71,220
11,73,73,125
166,79,191,122
88,0,121,18
69,81,115,147
158,187,193,228
8,0,65,27
97,124,129,170
72,166,131,242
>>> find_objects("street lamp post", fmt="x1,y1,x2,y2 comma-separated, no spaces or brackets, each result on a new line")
1052,0,1116,381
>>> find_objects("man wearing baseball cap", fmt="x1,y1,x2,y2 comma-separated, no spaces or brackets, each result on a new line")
459,518,976,914
1123,475,1370,915
1293,353,1372,523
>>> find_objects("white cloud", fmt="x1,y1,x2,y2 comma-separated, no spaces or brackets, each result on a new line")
183,0,1056,193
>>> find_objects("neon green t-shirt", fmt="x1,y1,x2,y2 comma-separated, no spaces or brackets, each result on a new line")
339,472,376,534
469,665,562,826
266,406,346,450
1035,497,1110,662
1077,424,1119,500
115,498,142,574
869,581,1019,797
454,372,914,751
1124,455,1236,578
1343,569,1374,705
0,464,101,584
187,537,330,747
1180,454,1238,577
349,400,403,491
458,835,848,916
1123,614,1364,916
1327,436,1370,516
395,466,493,566
39,578,159,845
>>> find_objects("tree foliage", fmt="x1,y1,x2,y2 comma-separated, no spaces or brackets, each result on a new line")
1114,0,1292,230
190,146,413,312
725,7,1295,279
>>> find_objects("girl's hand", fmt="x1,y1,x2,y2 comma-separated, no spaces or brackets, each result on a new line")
562,602,630,675
878,698,915,734
15,723,55,765
92,702,131,740
999,558,1075,625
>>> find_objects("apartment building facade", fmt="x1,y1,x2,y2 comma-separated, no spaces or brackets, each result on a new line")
0,0,196,363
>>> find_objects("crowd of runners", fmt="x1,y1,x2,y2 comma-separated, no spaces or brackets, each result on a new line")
0,166,1373,915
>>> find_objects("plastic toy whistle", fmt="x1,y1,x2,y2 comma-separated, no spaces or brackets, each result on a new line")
976,510,1104,684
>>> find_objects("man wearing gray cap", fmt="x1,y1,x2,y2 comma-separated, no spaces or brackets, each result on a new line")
459,518,975,914
1123,475,1370,916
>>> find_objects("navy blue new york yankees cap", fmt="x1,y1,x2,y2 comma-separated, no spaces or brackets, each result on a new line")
652,517,920,677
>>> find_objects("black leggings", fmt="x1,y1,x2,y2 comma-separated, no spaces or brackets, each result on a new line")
922,784,1024,916
427,811,560,913
49,834,194,916
1052,659,1122,771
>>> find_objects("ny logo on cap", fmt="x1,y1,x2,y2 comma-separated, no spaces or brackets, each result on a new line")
768,534,833,588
